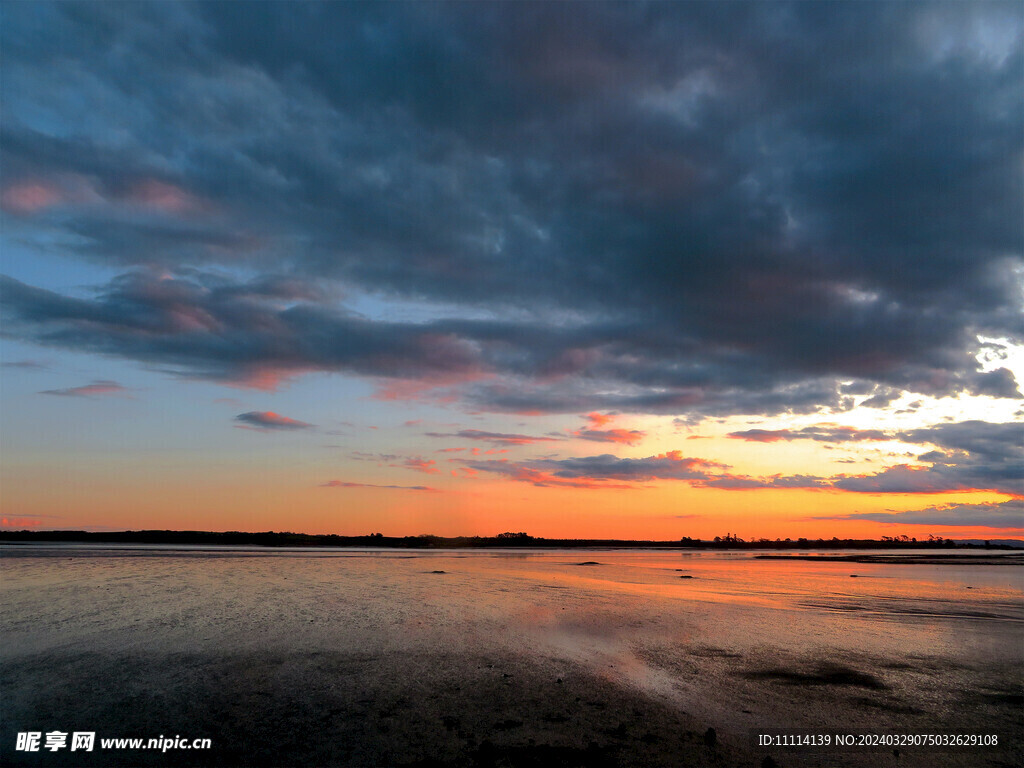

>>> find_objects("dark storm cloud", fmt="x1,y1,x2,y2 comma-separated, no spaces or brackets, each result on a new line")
0,270,872,416
0,272,486,390
2,2,1022,416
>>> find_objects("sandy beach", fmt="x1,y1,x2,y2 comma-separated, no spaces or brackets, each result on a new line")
1,547,1021,767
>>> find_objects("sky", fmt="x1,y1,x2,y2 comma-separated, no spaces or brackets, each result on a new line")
1,1,1022,540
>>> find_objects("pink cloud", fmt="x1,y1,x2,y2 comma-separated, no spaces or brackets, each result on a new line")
470,447,511,456
128,179,203,214
230,366,306,391
1,182,62,214
39,380,131,398
402,457,440,474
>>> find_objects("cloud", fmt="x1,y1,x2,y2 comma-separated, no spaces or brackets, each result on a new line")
699,474,830,490
425,428,562,445
574,428,647,445
234,411,313,430
721,420,1023,496
402,457,440,475
460,419,1023,497
584,413,615,428
321,480,438,492
463,450,832,491
815,499,1024,529
39,380,129,397
461,461,639,490
465,450,724,489
0,272,487,392
0,2,1020,419
0,515,63,528
728,425,892,443
834,421,1023,496
573,413,645,445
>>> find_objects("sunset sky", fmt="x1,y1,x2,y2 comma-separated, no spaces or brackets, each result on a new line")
1,2,1021,540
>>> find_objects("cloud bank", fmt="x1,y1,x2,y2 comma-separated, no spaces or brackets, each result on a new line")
1,2,1021,420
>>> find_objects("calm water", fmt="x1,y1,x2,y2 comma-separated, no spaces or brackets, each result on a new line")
3,546,1021,658
2,546,1022,765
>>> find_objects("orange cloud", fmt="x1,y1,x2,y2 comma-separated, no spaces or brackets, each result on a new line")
573,412,645,445
403,458,440,475
0,517,46,528
470,447,510,456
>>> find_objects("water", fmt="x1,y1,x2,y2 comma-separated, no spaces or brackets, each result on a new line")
2,546,1021,766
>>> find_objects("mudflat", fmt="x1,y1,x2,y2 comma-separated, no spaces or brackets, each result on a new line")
1,547,1021,767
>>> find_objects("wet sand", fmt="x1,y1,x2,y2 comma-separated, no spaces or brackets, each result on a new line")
1,547,1021,767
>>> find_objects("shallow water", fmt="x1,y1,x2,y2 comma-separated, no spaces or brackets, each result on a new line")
2,546,1021,766
3,546,1021,656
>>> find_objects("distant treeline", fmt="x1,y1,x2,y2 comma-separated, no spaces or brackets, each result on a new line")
0,530,1018,549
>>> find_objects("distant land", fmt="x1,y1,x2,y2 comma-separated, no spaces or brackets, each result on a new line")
1,530,1022,549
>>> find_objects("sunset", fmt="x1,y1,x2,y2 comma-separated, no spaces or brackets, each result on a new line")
1,2,1021,767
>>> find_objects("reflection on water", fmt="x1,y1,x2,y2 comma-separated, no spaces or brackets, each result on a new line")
3,546,1020,651
2,545,1022,748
